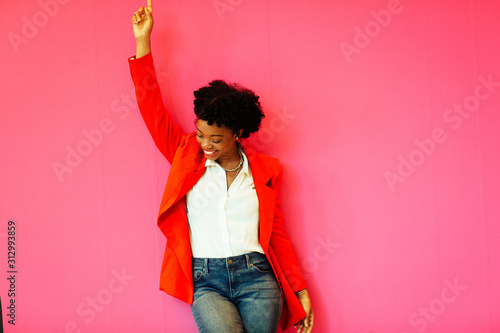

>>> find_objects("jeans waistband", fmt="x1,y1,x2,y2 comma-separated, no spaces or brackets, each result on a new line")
193,252,267,270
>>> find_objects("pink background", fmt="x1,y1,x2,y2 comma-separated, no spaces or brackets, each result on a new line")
1,0,499,332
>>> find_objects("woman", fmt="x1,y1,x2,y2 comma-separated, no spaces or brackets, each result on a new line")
130,2,314,332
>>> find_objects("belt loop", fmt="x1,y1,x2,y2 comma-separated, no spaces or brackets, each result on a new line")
204,258,209,274
245,254,250,269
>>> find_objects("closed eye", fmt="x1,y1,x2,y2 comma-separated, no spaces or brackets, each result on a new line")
197,133,221,144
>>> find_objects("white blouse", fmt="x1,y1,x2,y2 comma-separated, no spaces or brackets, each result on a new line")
186,150,264,258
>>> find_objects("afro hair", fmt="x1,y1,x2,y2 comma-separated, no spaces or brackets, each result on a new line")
193,80,265,138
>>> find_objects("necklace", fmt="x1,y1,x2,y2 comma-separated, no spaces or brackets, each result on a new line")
219,151,243,172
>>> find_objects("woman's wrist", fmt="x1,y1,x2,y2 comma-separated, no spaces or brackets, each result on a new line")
135,37,151,58
295,288,308,298
135,35,151,43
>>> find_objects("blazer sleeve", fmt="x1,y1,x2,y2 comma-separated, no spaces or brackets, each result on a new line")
128,53,185,164
269,160,308,293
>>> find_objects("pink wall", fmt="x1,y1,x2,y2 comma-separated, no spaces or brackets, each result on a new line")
1,0,499,332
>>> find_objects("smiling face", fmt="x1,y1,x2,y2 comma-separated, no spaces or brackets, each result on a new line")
196,119,241,162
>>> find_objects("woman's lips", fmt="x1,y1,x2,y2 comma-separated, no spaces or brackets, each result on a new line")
203,149,218,158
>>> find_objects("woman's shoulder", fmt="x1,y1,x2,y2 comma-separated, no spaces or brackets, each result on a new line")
242,145,282,173
182,131,202,150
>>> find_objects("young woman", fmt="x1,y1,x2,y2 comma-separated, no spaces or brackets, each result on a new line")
130,2,314,332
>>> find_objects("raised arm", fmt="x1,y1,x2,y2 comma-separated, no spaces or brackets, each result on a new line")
129,1,185,163
132,0,153,58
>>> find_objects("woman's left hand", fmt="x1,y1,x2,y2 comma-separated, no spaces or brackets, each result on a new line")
294,289,314,332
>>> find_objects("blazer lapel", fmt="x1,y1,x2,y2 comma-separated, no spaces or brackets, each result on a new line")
159,149,206,216
243,146,277,251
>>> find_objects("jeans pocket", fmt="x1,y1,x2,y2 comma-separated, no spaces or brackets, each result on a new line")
251,259,273,273
193,267,206,282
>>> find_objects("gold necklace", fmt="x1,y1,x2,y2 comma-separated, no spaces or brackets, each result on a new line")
219,151,243,172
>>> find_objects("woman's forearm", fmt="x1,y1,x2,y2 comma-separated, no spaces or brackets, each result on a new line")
136,37,151,58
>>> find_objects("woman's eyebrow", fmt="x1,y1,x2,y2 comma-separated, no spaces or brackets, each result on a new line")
196,127,223,137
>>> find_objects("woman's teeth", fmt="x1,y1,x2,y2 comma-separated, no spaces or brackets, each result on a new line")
204,150,217,157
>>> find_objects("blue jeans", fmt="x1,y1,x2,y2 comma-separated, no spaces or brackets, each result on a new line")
191,252,283,333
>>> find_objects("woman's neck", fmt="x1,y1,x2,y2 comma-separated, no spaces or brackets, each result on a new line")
216,147,241,170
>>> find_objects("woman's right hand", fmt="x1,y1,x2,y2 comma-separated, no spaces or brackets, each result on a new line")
132,0,154,41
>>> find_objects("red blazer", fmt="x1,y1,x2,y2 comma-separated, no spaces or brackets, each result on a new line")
129,53,307,330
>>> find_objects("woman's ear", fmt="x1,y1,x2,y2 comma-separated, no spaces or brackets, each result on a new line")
235,129,243,140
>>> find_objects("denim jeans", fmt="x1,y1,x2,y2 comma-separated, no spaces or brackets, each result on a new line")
191,252,283,333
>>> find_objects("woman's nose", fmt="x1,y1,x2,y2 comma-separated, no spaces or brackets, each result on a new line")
201,140,213,149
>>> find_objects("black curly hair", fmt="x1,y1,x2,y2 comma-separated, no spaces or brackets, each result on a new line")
193,80,265,138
